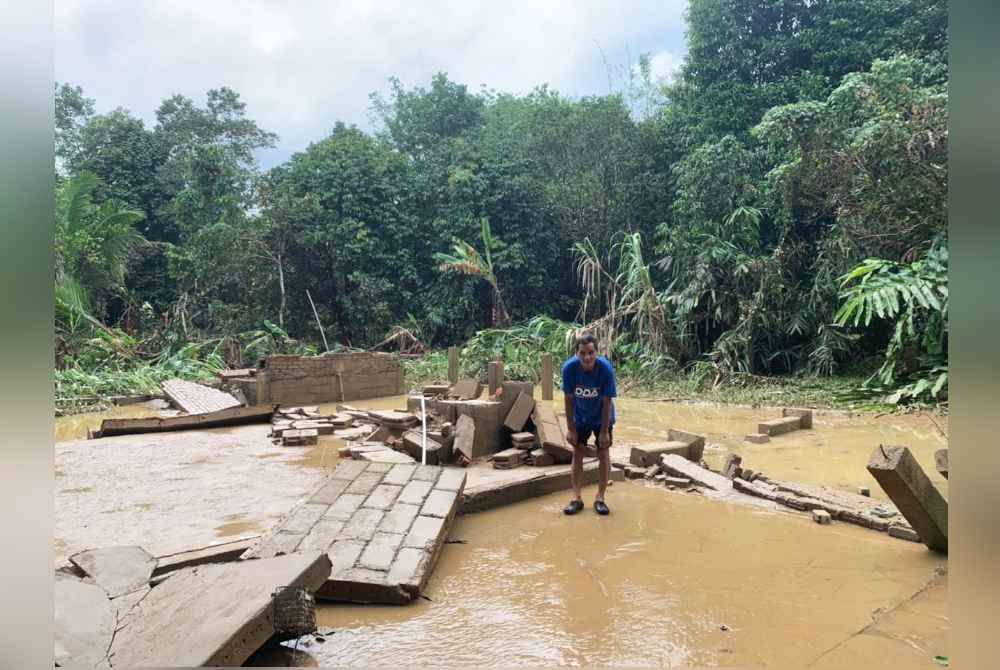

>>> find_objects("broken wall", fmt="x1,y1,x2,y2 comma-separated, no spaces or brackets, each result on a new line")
255,353,405,405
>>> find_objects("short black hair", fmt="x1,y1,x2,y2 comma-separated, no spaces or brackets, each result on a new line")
575,332,598,351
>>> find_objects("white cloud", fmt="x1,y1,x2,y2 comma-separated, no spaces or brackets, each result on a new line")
55,1,687,167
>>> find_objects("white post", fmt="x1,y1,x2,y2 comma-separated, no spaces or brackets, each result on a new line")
420,396,428,465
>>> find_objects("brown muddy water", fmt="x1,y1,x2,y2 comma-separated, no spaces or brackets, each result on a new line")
252,483,946,668
57,393,948,667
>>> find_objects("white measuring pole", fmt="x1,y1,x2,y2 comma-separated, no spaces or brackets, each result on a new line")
420,395,428,465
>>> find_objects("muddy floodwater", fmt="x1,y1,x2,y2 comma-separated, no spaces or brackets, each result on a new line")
57,391,948,667
252,483,946,668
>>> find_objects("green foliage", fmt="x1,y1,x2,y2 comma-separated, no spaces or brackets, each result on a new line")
54,2,949,410
836,242,948,403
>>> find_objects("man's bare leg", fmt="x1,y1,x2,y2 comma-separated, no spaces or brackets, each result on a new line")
570,443,586,502
595,447,610,501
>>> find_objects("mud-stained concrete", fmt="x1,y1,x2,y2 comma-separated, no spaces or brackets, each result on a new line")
54,425,327,565
256,483,945,668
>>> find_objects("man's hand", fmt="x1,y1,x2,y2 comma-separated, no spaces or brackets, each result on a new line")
566,426,578,448
599,429,610,450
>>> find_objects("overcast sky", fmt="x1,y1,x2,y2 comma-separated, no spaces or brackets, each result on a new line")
55,1,688,169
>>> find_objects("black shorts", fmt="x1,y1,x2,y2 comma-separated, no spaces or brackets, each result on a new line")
573,424,613,450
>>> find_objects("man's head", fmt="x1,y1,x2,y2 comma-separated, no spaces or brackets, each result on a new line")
575,332,599,372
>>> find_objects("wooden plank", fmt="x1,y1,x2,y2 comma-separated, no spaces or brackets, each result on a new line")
93,404,276,438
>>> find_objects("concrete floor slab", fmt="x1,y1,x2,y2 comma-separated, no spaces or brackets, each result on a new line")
244,460,465,604
107,551,331,668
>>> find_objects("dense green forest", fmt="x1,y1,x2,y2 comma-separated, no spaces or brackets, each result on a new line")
54,0,948,411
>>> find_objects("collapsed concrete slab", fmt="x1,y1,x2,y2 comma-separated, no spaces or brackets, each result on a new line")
659,454,732,491
243,461,465,605
107,552,331,667
91,404,275,438
69,545,158,598
630,442,688,467
461,460,624,513
867,445,948,552
162,378,242,414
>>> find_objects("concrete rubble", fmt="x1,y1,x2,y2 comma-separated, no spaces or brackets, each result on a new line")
68,545,158,598
629,428,706,467
867,444,948,552
753,407,813,439
55,545,331,668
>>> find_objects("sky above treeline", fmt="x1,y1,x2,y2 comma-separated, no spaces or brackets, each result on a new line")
55,0,688,169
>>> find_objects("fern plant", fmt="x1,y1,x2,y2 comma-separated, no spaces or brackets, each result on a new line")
835,241,948,403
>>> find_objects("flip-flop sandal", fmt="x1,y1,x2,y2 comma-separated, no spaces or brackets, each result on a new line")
563,499,584,515
594,500,610,515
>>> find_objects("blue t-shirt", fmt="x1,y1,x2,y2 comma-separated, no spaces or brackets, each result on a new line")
561,355,617,430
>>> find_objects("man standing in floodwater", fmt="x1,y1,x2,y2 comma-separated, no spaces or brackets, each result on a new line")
562,332,616,515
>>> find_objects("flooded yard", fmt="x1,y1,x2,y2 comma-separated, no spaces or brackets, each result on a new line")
56,393,948,667
252,482,946,668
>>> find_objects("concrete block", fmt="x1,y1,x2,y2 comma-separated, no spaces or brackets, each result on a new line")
421,489,458,518
888,524,922,542
745,433,770,444
663,476,691,489
758,417,801,436
434,468,466,492
630,441,690,467
721,454,743,479
935,449,948,479
530,449,555,466
667,428,707,461
503,392,536,431
412,465,442,483
867,445,948,552
359,449,416,465
450,379,481,400
812,509,832,524
783,407,813,429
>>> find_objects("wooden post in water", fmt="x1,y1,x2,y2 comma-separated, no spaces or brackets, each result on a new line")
541,353,553,400
447,346,459,384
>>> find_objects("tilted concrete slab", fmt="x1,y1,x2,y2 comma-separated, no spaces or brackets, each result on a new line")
461,459,624,514
503,391,535,432
107,552,331,668
69,545,158,598
161,378,242,414
659,454,732,491
867,445,948,552
243,460,465,605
